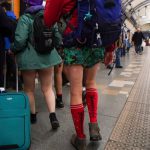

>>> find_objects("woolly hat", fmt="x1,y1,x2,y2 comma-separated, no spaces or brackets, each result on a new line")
24,0,43,6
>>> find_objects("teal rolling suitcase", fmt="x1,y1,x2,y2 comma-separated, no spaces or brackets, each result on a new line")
0,92,31,150
0,54,31,150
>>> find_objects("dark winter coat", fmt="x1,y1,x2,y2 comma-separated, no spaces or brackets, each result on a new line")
132,31,145,45
0,6,14,50
4,11,17,50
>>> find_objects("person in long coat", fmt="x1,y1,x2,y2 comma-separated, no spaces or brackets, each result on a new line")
12,0,62,129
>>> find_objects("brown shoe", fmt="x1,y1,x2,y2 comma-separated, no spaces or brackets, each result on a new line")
89,123,102,141
71,134,86,150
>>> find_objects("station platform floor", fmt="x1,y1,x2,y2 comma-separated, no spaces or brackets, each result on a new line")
30,46,150,150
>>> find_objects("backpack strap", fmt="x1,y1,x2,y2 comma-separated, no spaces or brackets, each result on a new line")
63,3,77,20
23,13,37,47
24,13,35,20
59,3,77,31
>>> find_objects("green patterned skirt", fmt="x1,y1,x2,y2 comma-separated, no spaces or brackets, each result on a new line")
64,47,105,68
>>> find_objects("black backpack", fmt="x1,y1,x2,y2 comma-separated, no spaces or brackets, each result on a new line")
32,11,54,54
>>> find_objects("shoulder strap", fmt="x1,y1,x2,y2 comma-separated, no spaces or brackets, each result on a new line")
58,3,77,32
63,3,78,30
23,13,35,46
24,9,43,19
63,3,77,20
24,13,35,20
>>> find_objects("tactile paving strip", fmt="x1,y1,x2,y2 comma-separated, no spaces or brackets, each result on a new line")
133,62,150,90
123,102,150,114
128,89,150,104
105,50,150,149
133,75,150,92
106,109,150,149
110,111,150,148
105,140,144,150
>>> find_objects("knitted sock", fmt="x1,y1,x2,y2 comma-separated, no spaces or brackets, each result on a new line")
86,88,98,123
71,104,85,139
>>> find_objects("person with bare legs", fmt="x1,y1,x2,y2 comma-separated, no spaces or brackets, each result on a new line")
54,63,64,108
12,0,62,129
44,0,102,149
63,46,102,149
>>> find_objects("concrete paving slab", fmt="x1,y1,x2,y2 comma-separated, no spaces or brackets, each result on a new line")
99,94,127,118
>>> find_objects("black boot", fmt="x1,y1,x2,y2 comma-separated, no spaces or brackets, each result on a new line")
49,113,60,130
30,113,37,124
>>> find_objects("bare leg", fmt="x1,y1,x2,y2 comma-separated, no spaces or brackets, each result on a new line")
85,63,100,89
66,65,83,105
54,63,63,95
54,64,64,108
38,67,59,129
38,67,55,113
66,65,86,143
85,63,102,141
22,70,36,114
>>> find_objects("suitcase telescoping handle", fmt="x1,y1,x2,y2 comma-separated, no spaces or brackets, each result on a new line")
16,60,19,92
0,51,7,93
1,52,19,92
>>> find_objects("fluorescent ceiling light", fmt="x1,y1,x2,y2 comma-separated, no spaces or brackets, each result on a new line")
141,16,147,18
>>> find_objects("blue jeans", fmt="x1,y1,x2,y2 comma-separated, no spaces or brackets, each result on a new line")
115,48,122,67
135,45,142,53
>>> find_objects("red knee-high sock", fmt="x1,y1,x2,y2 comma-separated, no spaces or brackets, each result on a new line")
86,88,98,123
71,104,85,139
